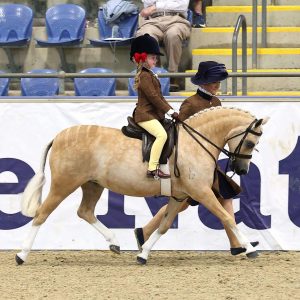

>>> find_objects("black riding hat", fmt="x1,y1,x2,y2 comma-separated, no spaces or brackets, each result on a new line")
130,34,164,61
191,61,228,85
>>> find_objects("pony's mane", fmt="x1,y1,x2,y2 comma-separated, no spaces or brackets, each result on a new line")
186,106,256,122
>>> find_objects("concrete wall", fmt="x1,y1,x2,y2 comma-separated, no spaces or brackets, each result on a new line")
0,26,192,90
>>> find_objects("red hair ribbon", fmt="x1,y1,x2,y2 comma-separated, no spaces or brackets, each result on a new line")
133,52,147,63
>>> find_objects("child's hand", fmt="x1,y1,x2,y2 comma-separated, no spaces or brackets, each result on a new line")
171,112,179,120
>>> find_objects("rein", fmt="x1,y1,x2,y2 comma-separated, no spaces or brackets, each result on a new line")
173,118,262,178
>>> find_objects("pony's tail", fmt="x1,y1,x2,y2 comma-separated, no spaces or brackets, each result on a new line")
21,140,53,217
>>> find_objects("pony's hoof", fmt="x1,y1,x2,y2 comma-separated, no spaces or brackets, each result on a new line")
230,247,246,256
109,244,120,254
137,255,147,265
246,251,259,259
15,254,24,265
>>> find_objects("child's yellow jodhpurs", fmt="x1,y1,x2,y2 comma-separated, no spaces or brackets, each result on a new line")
138,119,167,171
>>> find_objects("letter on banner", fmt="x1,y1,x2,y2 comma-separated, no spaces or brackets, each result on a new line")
97,190,135,228
279,136,300,227
0,158,34,230
198,160,271,230
144,196,178,228
97,192,178,228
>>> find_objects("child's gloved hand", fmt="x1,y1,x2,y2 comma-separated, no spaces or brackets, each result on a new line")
171,112,179,120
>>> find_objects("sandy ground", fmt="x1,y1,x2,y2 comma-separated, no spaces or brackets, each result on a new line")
0,250,300,300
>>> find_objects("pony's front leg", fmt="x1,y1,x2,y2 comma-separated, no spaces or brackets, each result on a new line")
194,188,258,258
229,226,257,258
137,197,182,265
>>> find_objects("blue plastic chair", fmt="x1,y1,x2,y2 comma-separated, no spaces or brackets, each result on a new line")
74,68,116,96
21,69,59,96
89,9,138,47
0,71,9,96
0,4,33,46
128,67,170,96
36,4,86,46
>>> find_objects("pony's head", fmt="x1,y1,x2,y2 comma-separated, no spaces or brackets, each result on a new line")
225,117,269,175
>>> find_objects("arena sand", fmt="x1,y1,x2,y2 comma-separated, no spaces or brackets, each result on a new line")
0,250,299,300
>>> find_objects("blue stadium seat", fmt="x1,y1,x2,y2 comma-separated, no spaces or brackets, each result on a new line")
128,67,170,96
89,9,138,47
0,4,33,46
21,69,59,96
36,4,86,46
0,71,9,96
74,68,116,96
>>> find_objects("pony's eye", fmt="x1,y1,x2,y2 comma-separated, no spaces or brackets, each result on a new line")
245,141,255,149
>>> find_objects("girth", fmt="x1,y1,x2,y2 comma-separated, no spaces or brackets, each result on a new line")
121,117,176,164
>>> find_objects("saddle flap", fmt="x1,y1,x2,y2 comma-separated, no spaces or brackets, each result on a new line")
121,117,177,164
121,116,145,140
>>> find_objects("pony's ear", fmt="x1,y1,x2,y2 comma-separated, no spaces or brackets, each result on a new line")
261,116,270,125
255,117,270,127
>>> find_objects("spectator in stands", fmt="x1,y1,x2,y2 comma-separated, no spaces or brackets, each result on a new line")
134,61,259,255
130,34,179,179
189,0,206,28
136,0,191,92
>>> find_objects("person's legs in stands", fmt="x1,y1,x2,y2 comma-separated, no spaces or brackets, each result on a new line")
163,16,191,91
192,0,206,28
136,20,164,42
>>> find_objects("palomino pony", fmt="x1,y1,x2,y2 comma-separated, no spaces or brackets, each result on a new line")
16,106,268,265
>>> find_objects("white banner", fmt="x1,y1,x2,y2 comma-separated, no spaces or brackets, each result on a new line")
0,100,300,250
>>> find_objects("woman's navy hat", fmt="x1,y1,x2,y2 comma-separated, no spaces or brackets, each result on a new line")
191,61,228,85
130,34,164,61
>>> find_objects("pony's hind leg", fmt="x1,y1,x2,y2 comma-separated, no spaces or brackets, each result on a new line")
137,197,183,264
16,179,82,265
78,182,120,254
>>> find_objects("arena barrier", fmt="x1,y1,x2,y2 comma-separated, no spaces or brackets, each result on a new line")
0,96,300,250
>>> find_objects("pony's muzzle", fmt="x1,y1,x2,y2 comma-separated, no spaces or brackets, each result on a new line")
230,158,249,175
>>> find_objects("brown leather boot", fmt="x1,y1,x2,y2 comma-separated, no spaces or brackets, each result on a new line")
147,169,171,179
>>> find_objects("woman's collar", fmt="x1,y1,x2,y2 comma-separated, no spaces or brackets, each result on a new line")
198,86,213,97
197,87,213,100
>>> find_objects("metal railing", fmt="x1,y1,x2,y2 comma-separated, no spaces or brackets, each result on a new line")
252,0,268,68
1,72,300,79
1,72,300,97
261,0,267,48
232,15,247,96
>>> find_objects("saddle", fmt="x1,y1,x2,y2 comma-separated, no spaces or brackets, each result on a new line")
121,117,177,164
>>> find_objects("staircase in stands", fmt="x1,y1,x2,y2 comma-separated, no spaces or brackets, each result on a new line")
184,0,300,96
